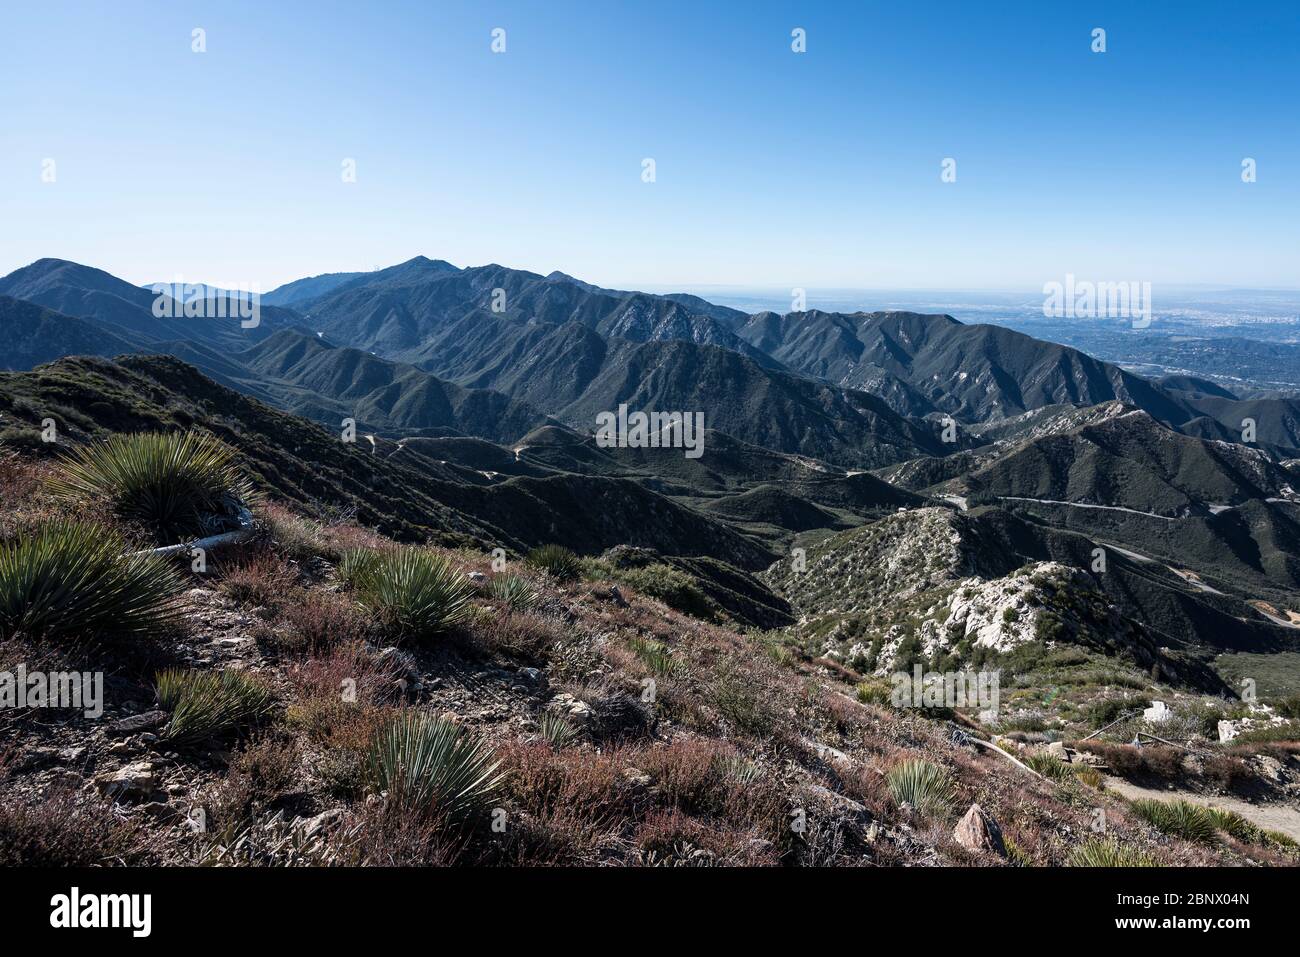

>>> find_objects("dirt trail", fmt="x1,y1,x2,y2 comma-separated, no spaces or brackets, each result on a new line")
1104,777,1300,842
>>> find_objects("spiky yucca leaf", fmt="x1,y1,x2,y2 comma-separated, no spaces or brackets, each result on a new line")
0,522,182,641
1069,837,1158,867
525,544,581,582
1129,798,1220,844
345,548,473,641
47,431,256,541
367,712,502,821
336,547,385,589
1204,807,1261,843
157,669,275,746
538,711,579,749
628,635,684,678
485,573,539,611
886,758,956,819
1024,752,1074,781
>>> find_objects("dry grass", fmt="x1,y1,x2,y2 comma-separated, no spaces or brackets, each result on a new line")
0,786,157,866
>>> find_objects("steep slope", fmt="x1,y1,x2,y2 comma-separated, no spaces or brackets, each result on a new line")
405,315,949,469
0,258,299,350
262,269,371,307
961,408,1298,515
764,506,1294,690
738,309,1198,425
0,355,776,568
235,330,553,442
0,296,143,369
297,258,766,359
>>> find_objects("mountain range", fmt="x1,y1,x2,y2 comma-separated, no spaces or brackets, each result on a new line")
2,254,1298,675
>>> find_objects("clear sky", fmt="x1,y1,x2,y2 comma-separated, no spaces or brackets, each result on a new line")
1,0,1297,292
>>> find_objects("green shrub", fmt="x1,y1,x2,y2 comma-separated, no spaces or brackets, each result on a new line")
525,545,582,582
485,573,539,611
47,431,256,541
157,668,275,746
342,548,473,641
1083,695,1150,729
619,563,714,619
886,759,956,819
856,679,893,706
1073,765,1105,789
1069,837,1157,867
0,521,182,641
710,668,774,735
367,712,502,821
1129,798,1219,844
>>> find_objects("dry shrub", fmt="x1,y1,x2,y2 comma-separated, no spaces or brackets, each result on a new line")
274,588,374,655
260,501,391,564
324,521,396,559
287,641,402,705
836,763,894,820
0,452,43,514
490,741,637,864
823,690,869,736
1228,740,1300,760
286,642,403,797
0,786,156,866
636,737,740,814
342,798,466,866
1074,741,1184,781
209,734,303,831
259,502,328,562
1202,753,1253,792
497,740,634,823
471,609,566,663
218,547,299,608
634,808,778,866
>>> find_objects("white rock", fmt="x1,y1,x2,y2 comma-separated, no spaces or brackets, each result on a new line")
1142,700,1172,723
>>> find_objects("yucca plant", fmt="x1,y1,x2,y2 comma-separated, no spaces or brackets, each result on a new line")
1069,837,1157,867
628,635,684,679
0,521,183,641
1073,765,1105,789
716,754,763,786
1129,798,1219,844
367,712,502,821
485,573,539,611
157,668,276,746
525,544,582,582
1204,807,1261,843
886,758,956,819
1024,752,1074,781
538,710,579,749
336,547,385,589
47,432,256,542
343,548,473,641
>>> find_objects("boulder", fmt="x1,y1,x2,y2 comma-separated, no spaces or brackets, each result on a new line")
93,760,158,801
953,803,1007,857
1142,700,1173,723
108,710,168,735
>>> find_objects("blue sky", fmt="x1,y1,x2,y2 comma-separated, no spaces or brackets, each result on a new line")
1,0,1297,291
